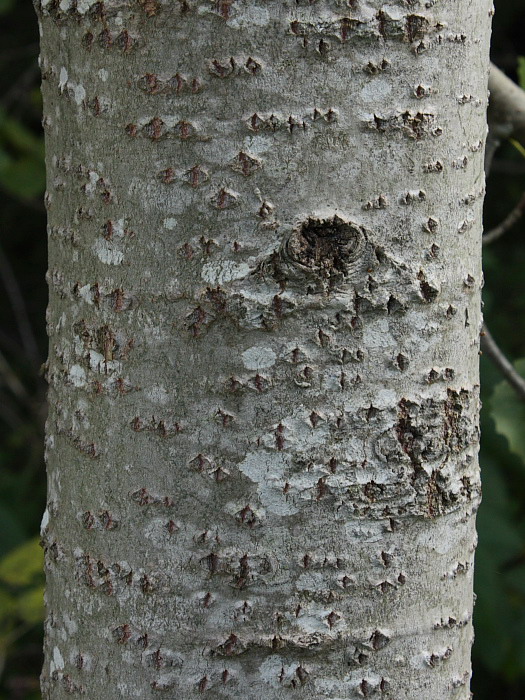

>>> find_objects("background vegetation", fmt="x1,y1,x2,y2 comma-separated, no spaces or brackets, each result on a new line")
0,1,524,697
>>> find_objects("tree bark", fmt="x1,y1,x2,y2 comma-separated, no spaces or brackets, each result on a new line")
37,1,491,697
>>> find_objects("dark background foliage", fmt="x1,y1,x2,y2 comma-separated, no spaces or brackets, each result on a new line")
0,1,524,697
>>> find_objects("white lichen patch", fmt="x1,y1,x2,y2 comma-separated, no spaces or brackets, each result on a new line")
63,614,78,635
259,655,287,688
92,238,124,266
69,364,86,388
84,170,99,196
229,5,270,27
52,646,64,672
40,508,49,534
71,83,86,105
143,518,176,548
238,452,297,515
242,346,276,370
144,384,170,405
201,260,251,285
296,571,326,592
163,217,177,230
361,78,393,102
88,350,122,374
363,318,394,348
58,67,68,91
77,283,94,304
244,134,274,154
77,0,98,12
375,388,397,408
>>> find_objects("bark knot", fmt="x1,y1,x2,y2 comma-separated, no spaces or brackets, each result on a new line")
286,216,365,275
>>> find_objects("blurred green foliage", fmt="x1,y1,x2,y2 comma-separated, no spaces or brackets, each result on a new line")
0,109,45,201
0,0,46,696
0,0,525,698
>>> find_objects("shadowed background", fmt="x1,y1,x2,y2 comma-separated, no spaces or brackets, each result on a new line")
0,1,523,697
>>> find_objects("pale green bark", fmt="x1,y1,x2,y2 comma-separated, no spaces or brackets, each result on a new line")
37,1,491,697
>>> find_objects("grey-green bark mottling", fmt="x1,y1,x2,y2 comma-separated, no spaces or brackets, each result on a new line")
37,1,492,697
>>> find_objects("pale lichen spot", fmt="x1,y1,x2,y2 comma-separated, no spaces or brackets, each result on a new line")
76,0,98,13
375,388,397,408
88,350,122,374
58,67,68,91
163,217,177,230
53,646,64,671
72,83,86,106
362,318,393,348
92,238,124,266
238,452,297,515
84,171,99,195
259,655,286,688
40,508,49,534
242,346,276,370
69,364,87,388
201,260,251,285
78,284,94,304
144,384,169,405
64,614,78,635
244,135,273,155
361,78,393,102
229,5,270,27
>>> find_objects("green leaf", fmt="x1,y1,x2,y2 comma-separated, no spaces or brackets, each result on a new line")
506,564,525,597
16,586,44,624
477,506,523,567
518,56,525,92
0,156,46,200
0,588,16,624
0,146,11,173
0,538,43,587
0,110,45,160
0,505,25,558
0,0,14,15
474,545,514,672
491,359,525,461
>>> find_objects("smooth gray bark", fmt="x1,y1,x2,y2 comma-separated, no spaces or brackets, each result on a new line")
37,1,491,697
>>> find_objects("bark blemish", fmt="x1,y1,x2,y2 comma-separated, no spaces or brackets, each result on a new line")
284,215,367,280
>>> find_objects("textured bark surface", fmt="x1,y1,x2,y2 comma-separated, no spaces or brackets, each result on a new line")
37,1,491,697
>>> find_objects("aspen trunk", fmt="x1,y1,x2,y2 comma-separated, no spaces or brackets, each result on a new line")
37,1,491,697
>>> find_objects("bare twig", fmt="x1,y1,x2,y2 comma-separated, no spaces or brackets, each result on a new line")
483,190,525,245
488,63,525,151
481,325,525,401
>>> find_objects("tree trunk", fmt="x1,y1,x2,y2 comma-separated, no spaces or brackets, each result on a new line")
37,1,491,697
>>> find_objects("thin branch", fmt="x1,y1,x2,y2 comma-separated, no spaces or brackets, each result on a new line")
483,190,525,245
488,63,525,151
481,325,525,401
